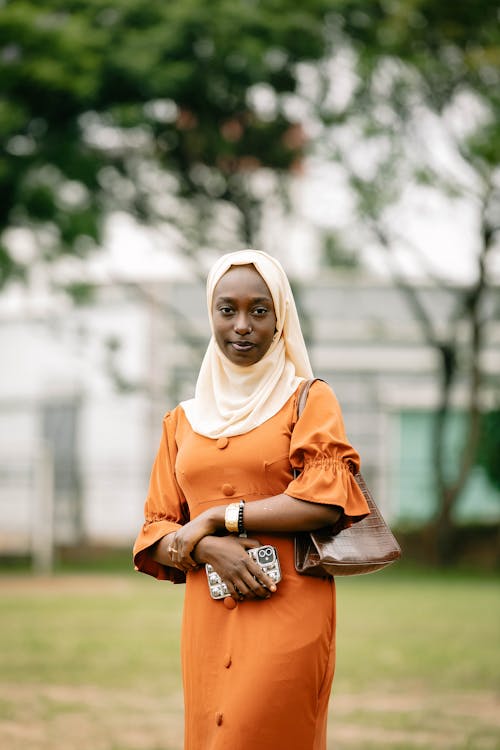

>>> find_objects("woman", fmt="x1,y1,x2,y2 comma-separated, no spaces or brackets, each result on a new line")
133,250,369,750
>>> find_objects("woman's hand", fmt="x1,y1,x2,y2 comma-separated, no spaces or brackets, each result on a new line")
166,512,219,569
194,535,277,602
151,531,197,573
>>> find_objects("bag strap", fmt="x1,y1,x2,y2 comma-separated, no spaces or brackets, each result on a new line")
293,378,323,480
294,378,356,479
296,378,323,421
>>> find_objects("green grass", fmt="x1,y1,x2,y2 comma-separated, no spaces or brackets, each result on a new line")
0,567,499,750
335,569,500,692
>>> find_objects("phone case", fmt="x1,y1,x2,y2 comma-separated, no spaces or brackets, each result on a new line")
205,545,281,599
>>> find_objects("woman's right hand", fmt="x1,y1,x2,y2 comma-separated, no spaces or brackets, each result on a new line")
194,535,277,602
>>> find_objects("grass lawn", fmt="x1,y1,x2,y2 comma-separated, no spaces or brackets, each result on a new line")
0,566,498,749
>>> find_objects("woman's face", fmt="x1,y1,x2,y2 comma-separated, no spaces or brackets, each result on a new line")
212,264,277,367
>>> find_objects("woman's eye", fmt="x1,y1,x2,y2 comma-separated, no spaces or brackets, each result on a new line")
219,306,233,315
253,307,268,316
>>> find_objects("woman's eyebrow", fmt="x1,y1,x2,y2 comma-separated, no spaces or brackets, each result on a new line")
215,295,272,303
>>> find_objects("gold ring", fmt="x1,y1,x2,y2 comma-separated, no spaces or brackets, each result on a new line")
168,546,178,554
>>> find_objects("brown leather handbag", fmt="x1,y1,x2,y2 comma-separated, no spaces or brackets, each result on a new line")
294,379,401,577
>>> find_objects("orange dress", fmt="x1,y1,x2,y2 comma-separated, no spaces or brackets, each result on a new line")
133,380,369,750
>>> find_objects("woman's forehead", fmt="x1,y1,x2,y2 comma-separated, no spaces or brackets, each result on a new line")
213,264,273,299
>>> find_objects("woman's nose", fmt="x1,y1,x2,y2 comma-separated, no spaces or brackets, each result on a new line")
234,313,252,334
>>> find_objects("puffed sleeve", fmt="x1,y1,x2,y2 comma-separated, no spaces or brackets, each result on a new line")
284,380,370,524
133,410,189,582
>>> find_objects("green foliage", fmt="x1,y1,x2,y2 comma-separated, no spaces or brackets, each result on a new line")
64,281,96,305
332,15,500,250
0,0,335,286
340,0,500,107
322,0,500,222
1,0,498,287
321,231,359,268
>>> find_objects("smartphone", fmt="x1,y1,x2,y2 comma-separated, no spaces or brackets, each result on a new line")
205,545,281,600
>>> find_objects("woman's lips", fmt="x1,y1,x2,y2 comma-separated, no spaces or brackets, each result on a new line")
230,341,255,351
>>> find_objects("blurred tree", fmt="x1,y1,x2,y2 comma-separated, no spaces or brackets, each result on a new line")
0,0,333,286
315,0,500,562
321,230,359,269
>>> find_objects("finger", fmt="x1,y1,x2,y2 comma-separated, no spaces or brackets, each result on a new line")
236,568,274,600
173,541,198,569
177,562,197,573
227,577,260,601
181,561,199,572
225,579,244,602
238,537,261,550
230,555,277,598
247,561,277,594
222,563,262,601
178,552,198,568
168,536,181,559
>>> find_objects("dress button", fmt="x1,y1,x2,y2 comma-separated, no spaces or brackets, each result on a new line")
224,597,237,610
223,654,232,668
216,437,229,450
215,711,223,726
222,483,235,496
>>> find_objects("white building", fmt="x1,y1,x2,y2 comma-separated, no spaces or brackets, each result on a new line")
1,273,499,559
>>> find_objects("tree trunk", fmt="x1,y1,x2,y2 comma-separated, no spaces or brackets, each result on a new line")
430,343,459,564
430,193,492,564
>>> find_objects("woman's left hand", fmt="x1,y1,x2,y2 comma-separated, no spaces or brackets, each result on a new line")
167,511,219,569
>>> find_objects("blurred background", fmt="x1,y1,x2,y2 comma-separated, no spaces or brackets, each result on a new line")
0,2,499,748
1,0,498,572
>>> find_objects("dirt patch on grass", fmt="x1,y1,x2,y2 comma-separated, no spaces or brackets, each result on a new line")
0,574,139,595
334,689,500,723
330,690,500,748
0,682,184,750
1,575,498,749
1,682,499,750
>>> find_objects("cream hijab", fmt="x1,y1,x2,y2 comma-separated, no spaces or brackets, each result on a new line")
181,250,313,438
